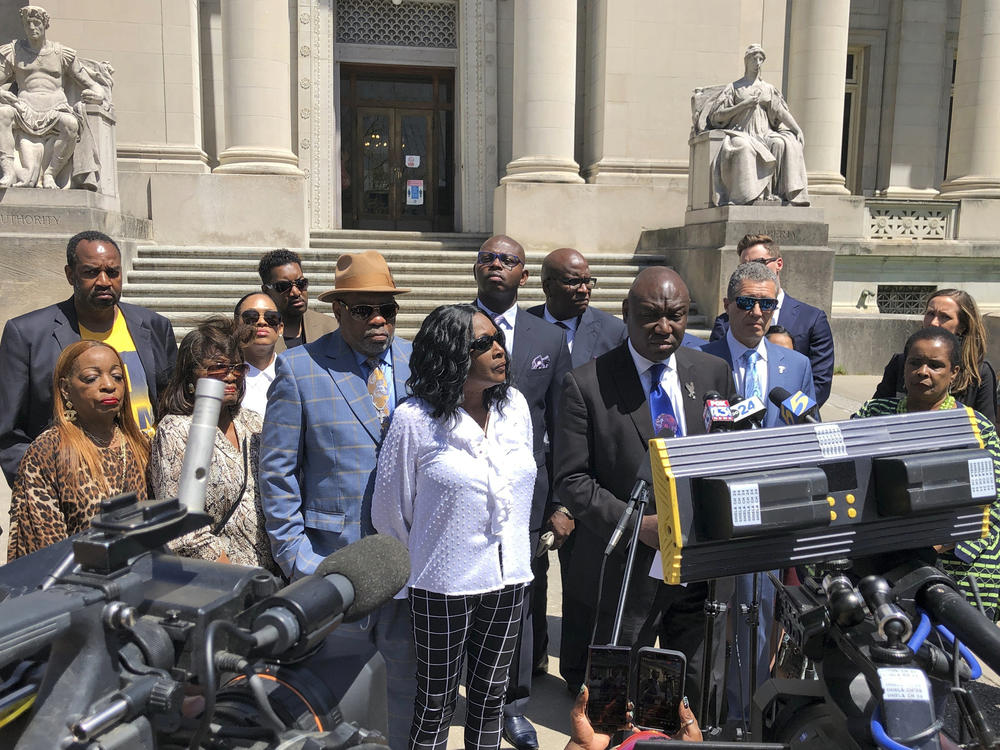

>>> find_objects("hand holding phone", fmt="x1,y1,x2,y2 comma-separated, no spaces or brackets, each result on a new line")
632,647,687,733
584,645,631,735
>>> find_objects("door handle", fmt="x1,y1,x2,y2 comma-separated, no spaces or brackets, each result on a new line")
393,167,402,180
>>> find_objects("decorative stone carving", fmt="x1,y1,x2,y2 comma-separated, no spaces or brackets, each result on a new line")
866,200,957,240
689,44,809,208
0,6,113,191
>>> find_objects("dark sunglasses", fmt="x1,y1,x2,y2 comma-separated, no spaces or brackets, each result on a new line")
336,300,399,321
748,257,779,266
559,276,598,289
470,331,504,353
197,362,249,379
240,309,282,328
734,296,779,312
265,278,309,294
476,251,523,270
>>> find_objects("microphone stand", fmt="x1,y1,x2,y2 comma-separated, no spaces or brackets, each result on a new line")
609,480,652,646
700,580,727,728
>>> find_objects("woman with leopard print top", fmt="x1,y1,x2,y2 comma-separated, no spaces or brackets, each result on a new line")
8,341,150,560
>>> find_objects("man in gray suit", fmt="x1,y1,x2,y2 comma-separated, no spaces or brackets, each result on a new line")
526,247,625,692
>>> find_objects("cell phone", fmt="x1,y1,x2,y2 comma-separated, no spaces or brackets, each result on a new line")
632,647,687,733
585,645,631,735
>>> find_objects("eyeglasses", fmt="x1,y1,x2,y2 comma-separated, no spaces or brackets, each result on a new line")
748,257,779,266
197,362,249,380
558,276,597,289
265,278,309,294
335,300,399,321
476,251,524,270
734,296,779,312
240,310,282,328
470,331,504,353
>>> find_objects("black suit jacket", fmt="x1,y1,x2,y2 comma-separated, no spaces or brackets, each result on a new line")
554,343,736,610
710,293,834,406
525,304,627,369
0,298,178,484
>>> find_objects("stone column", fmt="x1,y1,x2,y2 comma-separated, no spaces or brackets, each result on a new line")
786,0,850,194
216,0,301,175
501,0,583,183
940,0,1000,198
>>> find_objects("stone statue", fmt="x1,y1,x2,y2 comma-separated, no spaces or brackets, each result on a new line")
0,6,111,190
692,44,809,207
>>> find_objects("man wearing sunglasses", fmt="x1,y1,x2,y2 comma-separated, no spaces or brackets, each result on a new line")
258,249,416,749
699,261,815,726
708,234,833,407
233,292,283,416
473,234,571,750
258,248,338,352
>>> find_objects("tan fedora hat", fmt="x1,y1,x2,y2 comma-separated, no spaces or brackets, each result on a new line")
317,250,411,302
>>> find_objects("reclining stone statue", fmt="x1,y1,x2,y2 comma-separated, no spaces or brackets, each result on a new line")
691,44,809,207
0,5,112,190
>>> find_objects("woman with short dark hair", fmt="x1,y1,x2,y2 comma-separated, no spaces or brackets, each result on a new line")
856,326,1000,617
372,303,536,750
150,316,277,573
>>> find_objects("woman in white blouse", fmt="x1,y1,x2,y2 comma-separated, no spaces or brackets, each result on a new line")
372,303,536,750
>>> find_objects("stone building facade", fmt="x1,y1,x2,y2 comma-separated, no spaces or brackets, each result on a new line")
3,0,997,321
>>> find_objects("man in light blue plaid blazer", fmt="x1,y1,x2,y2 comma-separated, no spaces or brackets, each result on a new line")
258,250,415,748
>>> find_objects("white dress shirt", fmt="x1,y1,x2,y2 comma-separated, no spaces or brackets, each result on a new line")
725,330,769,399
241,358,276,416
542,305,579,352
476,299,519,356
627,340,688,437
371,388,536,596
771,288,786,328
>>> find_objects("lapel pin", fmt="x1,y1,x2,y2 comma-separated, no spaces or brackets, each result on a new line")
685,382,696,399
778,365,786,374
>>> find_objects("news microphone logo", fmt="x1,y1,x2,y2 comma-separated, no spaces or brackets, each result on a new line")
731,396,766,429
702,391,734,433
770,387,819,425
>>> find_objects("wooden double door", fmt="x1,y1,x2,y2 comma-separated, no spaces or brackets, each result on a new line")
341,66,454,231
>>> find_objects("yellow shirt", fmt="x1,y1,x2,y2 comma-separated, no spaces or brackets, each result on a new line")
80,309,155,436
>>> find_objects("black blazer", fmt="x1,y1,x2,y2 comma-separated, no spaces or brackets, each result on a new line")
525,304,627,369
554,343,736,610
0,298,178,484
711,292,834,407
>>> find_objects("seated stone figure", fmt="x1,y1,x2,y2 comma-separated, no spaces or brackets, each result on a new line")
692,44,809,207
0,5,108,190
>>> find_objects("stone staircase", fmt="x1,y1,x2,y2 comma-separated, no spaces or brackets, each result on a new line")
123,230,709,340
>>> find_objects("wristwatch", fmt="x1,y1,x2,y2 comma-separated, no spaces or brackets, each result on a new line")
554,505,574,520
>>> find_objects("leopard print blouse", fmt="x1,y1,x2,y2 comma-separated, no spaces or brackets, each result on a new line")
8,427,148,560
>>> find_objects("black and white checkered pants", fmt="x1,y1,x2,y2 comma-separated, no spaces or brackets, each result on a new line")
408,583,525,750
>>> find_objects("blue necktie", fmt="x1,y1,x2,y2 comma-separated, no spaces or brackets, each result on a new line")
648,362,682,437
743,349,762,401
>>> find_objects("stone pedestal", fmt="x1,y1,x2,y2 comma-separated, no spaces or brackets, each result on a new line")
639,206,833,327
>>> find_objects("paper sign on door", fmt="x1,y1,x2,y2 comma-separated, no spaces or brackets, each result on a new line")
405,155,420,168
406,180,424,205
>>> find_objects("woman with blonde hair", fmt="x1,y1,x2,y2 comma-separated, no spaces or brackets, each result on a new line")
874,288,997,425
8,340,150,559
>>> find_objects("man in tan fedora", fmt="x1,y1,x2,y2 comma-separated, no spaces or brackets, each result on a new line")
259,249,415,748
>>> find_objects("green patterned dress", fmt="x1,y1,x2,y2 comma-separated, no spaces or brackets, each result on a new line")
852,396,1000,619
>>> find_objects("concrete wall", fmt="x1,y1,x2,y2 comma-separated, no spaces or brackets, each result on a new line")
831,312,918,375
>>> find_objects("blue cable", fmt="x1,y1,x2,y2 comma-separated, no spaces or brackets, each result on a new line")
871,706,915,750
908,612,932,651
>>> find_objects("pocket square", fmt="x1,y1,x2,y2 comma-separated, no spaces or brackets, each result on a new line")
530,354,550,370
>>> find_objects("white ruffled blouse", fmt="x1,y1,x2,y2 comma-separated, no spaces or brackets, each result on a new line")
371,389,536,596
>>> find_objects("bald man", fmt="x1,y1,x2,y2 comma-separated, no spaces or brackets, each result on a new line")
554,267,736,720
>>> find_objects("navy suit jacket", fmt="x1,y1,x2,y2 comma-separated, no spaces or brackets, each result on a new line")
699,336,817,428
525,303,626,369
710,293,833,407
259,331,412,580
0,298,177,485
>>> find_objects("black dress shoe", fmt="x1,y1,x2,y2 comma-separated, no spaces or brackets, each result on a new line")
502,714,539,749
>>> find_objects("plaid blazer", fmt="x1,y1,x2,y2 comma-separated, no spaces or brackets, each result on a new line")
258,330,412,579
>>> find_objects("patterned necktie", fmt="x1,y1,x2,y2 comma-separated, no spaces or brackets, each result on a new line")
366,357,390,425
648,362,682,437
743,349,762,401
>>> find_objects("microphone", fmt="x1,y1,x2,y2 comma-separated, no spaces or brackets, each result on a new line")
768,386,820,425
177,378,224,513
731,396,766,430
702,391,734,433
251,534,411,658
605,457,654,556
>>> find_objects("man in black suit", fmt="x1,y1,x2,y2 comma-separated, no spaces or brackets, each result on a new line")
709,233,834,406
0,230,177,485
526,247,626,692
555,267,736,719
474,234,571,750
